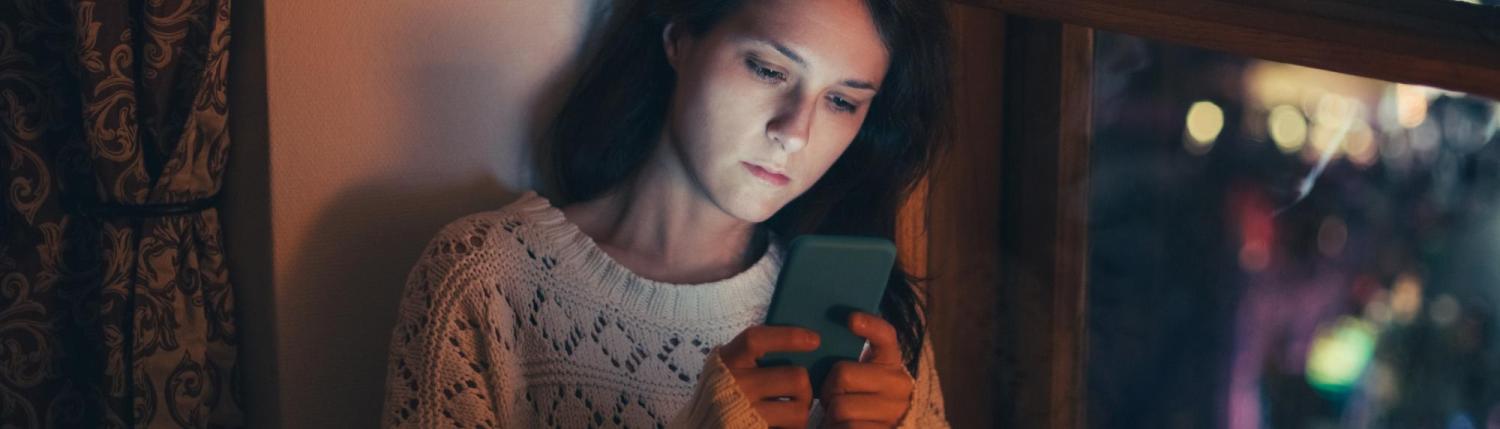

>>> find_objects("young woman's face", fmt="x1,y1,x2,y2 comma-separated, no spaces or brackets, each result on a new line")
663,0,890,223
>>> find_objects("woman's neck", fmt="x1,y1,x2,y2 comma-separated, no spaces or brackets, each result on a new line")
561,153,766,284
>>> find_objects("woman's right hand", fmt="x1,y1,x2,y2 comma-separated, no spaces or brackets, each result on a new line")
718,325,822,429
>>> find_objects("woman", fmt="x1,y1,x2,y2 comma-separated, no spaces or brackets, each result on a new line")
382,0,952,427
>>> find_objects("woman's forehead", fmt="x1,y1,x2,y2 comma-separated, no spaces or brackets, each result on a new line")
718,0,890,83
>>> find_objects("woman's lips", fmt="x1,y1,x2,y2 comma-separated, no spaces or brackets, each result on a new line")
742,161,790,186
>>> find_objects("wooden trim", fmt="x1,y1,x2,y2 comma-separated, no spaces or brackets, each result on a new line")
1052,22,1092,429
958,0,1500,98
896,176,929,281
925,3,1008,429
995,16,1093,429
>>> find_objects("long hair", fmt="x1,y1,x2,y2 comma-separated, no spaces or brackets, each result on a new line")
544,0,952,374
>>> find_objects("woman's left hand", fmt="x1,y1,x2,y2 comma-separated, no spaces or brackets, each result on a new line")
819,311,913,429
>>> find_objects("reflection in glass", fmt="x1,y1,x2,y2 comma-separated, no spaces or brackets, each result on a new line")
1089,31,1500,429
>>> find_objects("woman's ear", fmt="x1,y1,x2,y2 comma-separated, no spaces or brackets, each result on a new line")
662,22,690,71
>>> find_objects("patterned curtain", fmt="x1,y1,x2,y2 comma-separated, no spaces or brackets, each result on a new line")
1,0,241,427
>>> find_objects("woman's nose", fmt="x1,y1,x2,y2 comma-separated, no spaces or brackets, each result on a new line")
766,93,815,153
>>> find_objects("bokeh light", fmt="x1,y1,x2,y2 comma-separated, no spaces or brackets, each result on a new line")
1314,93,1357,125
1364,290,1394,326
1344,119,1378,167
1396,84,1430,128
1185,101,1226,152
1390,273,1423,324
1306,317,1377,396
1269,105,1308,153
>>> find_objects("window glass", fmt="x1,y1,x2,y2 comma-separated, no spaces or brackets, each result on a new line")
1089,31,1500,429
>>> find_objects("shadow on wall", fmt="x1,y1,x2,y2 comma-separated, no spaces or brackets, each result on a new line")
273,3,612,427
282,176,514,427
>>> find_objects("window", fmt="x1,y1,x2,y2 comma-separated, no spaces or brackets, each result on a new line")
927,1,1500,427
1090,31,1500,428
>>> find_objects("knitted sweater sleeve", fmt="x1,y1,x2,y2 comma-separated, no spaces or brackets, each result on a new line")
668,336,951,428
896,335,951,428
382,217,525,428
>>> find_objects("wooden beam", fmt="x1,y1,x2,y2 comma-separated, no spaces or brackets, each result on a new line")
996,16,1092,429
958,0,1500,99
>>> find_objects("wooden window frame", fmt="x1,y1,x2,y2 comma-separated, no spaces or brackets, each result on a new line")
920,1,1500,428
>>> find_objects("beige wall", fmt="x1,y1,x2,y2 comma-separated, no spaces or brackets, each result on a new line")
226,1,605,426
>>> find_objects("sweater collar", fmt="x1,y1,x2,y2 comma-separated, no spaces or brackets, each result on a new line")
508,191,782,321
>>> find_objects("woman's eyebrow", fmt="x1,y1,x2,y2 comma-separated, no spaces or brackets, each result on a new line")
841,79,878,91
749,37,879,92
755,38,807,67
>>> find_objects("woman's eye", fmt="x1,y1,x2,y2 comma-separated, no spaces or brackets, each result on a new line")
745,58,786,83
828,95,858,113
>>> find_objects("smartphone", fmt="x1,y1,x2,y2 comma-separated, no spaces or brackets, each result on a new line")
757,234,896,397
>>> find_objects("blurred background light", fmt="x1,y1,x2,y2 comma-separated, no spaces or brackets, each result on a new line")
1391,273,1424,324
1092,31,1500,429
1238,243,1270,272
1186,100,1226,145
1305,317,1377,396
1270,104,1309,153
1315,93,1356,125
1344,119,1378,167
1364,290,1394,326
1397,84,1430,128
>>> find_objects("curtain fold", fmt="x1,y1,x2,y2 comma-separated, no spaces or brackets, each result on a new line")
2,0,242,427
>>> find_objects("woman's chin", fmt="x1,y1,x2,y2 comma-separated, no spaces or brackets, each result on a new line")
718,193,787,224
727,204,777,224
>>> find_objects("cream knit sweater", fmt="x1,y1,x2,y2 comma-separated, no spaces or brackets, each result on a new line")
381,191,949,428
